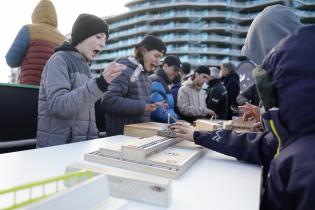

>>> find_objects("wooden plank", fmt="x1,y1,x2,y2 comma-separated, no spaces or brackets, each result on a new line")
195,119,222,131
66,162,172,206
124,122,166,138
195,119,255,133
223,118,255,132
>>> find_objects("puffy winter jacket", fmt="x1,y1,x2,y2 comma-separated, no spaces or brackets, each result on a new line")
6,0,65,85
101,57,151,136
37,43,107,147
150,69,178,123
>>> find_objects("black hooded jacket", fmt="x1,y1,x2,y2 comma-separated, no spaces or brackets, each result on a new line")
206,79,229,120
221,72,240,119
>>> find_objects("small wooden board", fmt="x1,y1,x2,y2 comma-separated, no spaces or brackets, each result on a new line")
124,122,166,138
195,119,223,131
195,118,255,133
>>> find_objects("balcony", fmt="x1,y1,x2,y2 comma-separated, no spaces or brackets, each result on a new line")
106,34,244,51
109,22,249,41
109,10,257,30
126,0,283,11
90,57,240,71
94,45,243,61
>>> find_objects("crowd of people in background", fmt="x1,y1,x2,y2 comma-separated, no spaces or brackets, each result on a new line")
6,0,309,142
5,0,247,141
4,1,315,209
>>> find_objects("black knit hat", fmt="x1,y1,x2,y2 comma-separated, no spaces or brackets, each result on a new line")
181,62,191,75
195,65,210,75
163,55,182,70
71,13,109,46
135,35,167,54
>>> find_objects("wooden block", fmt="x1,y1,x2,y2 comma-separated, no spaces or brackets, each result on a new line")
66,162,172,206
25,175,127,210
124,122,166,138
222,120,233,130
223,118,255,132
195,119,223,131
195,118,255,133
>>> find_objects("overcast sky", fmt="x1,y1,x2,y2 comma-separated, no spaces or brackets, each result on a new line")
0,0,129,83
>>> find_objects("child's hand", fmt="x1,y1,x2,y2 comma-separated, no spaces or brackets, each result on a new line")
154,101,168,109
171,121,194,142
144,104,157,112
102,62,126,84
238,103,261,122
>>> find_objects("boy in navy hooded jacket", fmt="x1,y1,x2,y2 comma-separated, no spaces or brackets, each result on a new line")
173,25,315,210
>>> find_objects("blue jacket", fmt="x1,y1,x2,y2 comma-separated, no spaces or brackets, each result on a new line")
150,69,178,123
193,25,315,210
171,81,181,115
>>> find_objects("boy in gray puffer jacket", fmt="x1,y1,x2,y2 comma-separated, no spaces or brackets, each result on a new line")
37,14,126,147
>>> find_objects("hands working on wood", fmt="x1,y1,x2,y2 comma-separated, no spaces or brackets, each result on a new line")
171,121,194,142
238,102,262,131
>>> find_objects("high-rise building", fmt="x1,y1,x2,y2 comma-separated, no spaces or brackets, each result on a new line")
90,0,315,76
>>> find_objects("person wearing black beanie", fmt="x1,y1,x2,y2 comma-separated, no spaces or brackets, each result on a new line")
133,35,167,74
71,13,109,46
36,13,126,147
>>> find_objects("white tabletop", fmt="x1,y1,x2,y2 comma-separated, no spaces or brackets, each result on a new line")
0,135,261,210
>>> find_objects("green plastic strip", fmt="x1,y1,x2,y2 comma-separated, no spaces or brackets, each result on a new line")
0,170,94,210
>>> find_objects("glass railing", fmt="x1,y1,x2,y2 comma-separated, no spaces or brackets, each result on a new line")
127,0,281,11
110,23,249,40
96,49,133,60
188,58,239,66
168,47,242,55
295,0,315,3
95,46,242,61
109,10,258,29
149,10,258,19
110,14,149,28
90,62,111,70
90,58,240,72
106,34,244,50
294,9,315,16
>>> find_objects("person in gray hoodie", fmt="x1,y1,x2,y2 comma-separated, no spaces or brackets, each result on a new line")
240,4,302,126
101,35,167,136
36,14,126,147
242,4,302,66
